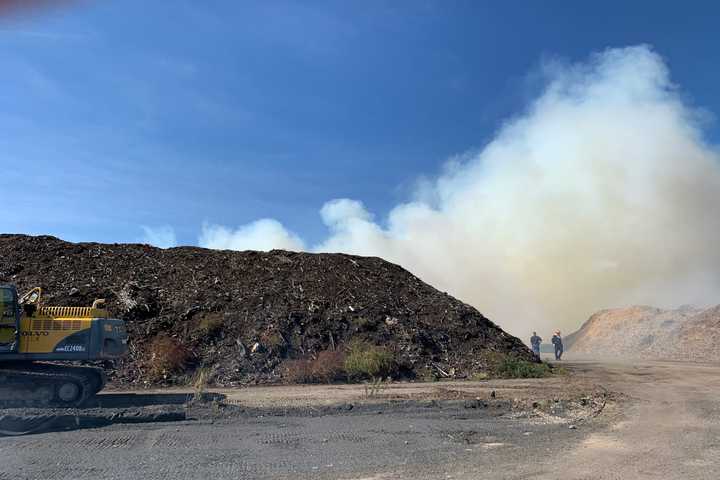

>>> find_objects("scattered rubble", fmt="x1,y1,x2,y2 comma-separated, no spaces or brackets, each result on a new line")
0,234,534,387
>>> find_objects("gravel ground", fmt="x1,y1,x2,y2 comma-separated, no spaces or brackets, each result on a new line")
1,359,718,479
0,401,589,480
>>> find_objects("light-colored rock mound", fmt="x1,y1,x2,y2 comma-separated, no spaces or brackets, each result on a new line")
566,305,720,362
674,305,720,362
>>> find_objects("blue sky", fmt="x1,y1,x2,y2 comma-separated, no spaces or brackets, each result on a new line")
2,1,719,247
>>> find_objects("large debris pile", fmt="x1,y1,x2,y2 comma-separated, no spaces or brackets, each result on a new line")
0,235,533,387
566,305,720,362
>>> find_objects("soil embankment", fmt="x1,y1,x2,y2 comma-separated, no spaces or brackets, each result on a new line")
0,234,533,387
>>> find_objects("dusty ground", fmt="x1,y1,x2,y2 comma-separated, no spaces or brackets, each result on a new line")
536,359,720,480
103,370,598,409
1,358,718,479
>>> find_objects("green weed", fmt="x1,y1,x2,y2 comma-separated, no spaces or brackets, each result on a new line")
344,340,395,380
494,357,552,378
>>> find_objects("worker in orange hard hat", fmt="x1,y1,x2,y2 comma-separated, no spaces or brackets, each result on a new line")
551,331,563,360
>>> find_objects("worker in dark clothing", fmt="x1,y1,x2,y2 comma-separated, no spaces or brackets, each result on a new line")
530,332,542,357
551,331,563,360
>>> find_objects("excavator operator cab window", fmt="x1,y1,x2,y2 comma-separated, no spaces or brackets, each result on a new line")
0,287,19,352
23,303,36,317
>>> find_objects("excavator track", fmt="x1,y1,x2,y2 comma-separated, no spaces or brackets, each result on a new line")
0,363,106,436
0,362,105,409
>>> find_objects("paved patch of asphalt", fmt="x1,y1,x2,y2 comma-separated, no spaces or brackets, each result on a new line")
0,398,593,480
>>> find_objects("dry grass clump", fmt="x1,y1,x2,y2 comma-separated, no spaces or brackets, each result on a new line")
283,342,397,384
147,336,192,380
363,377,390,398
282,358,314,383
282,350,346,383
192,367,209,393
312,350,347,382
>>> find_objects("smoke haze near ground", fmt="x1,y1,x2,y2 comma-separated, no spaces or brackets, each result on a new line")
198,46,720,337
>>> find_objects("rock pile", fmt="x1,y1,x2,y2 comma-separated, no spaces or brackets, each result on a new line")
566,304,720,362
0,235,533,386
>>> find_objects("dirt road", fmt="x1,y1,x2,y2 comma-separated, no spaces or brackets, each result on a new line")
533,360,720,480
1,360,718,479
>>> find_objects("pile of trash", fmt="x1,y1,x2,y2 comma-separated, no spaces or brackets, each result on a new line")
566,304,720,362
0,234,533,386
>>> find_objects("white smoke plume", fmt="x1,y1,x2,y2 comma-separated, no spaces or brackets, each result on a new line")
141,225,177,249
199,46,720,337
200,219,305,252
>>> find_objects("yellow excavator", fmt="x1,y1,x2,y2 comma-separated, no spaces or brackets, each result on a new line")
0,284,128,407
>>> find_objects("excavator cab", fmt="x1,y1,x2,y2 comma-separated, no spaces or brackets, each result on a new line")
0,285,19,353
19,287,40,317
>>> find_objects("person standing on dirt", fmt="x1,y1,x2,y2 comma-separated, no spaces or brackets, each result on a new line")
551,331,563,360
530,332,542,357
